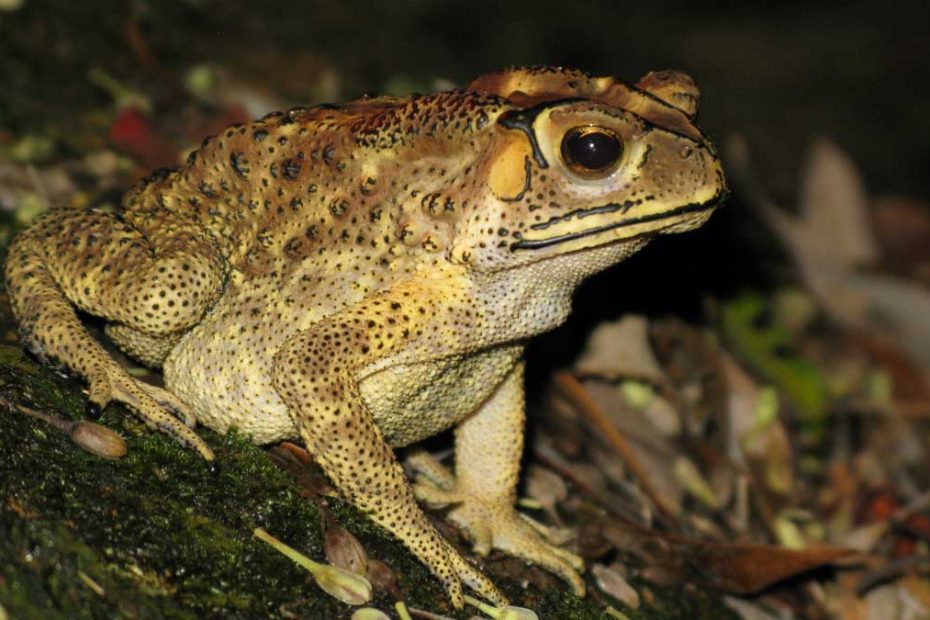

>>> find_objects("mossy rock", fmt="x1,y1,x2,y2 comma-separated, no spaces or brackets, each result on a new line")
0,342,736,619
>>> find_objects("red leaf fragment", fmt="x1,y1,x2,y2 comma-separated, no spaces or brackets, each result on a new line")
108,107,178,170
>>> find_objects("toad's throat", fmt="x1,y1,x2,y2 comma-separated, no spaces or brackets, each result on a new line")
510,191,727,251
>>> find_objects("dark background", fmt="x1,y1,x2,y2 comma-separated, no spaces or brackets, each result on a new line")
3,1,928,195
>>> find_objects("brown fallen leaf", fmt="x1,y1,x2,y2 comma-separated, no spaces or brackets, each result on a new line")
678,539,853,594
581,380,685,515
797,137,879,268
365,559,403,601
323,509,369,576
649,318,727,437
600,519,853,594
5,399,127,459
592,563,641,609
525,465,568,527
864,577,930,620
575,315,668,384
267,442,333,497
724,596,790,620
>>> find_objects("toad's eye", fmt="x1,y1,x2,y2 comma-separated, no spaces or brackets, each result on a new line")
560,126,623,177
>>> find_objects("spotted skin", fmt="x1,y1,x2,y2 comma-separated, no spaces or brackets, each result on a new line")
4,66,727,607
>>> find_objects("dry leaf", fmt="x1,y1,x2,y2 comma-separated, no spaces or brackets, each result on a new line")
600,519,851,594
575,315,667,384
592,563,640,609
798,138,879,268
267,443,333,496
525,465,568,526
684,542,852,593
841,522,889,553
842,273,930,367
724,596,793,620
720,352,794,495
639,392,682,436
365,559,402,600
324,516,369,576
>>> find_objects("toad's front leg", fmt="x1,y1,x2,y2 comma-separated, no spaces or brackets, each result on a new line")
270,283,505,608
411,360,585,595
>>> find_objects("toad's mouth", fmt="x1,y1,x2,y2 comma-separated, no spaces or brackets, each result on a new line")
510,190,728,251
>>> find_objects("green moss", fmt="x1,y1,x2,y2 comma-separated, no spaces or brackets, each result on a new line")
0,344,366,618
720,293,829,443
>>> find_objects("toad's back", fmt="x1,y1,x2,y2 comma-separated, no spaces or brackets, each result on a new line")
119,90,509,274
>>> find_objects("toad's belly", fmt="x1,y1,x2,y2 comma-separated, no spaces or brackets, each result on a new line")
360,344,522,446
164,327,522,447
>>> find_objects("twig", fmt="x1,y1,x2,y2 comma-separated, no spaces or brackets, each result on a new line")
407,607,456,620
552,372,679,522
533,438,643,522
77,570,106,597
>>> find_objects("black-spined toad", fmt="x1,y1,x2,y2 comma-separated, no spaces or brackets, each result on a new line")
5,66,727,606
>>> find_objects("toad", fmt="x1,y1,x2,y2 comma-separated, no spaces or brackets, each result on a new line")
5,66,727,606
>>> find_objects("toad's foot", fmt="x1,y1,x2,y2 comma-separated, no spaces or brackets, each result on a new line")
412,455,585,596
428,532,510,608
88,364,213,460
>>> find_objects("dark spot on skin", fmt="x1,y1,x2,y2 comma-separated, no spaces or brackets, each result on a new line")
284,237,303,257
283,159,301,179
330,200,349,217
476,111,489,129
199,181,218,198
230,152,250,177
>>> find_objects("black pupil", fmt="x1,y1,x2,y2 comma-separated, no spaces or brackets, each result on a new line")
563,129,622,172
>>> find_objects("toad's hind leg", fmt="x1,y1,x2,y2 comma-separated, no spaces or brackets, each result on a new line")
4,209,226,459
